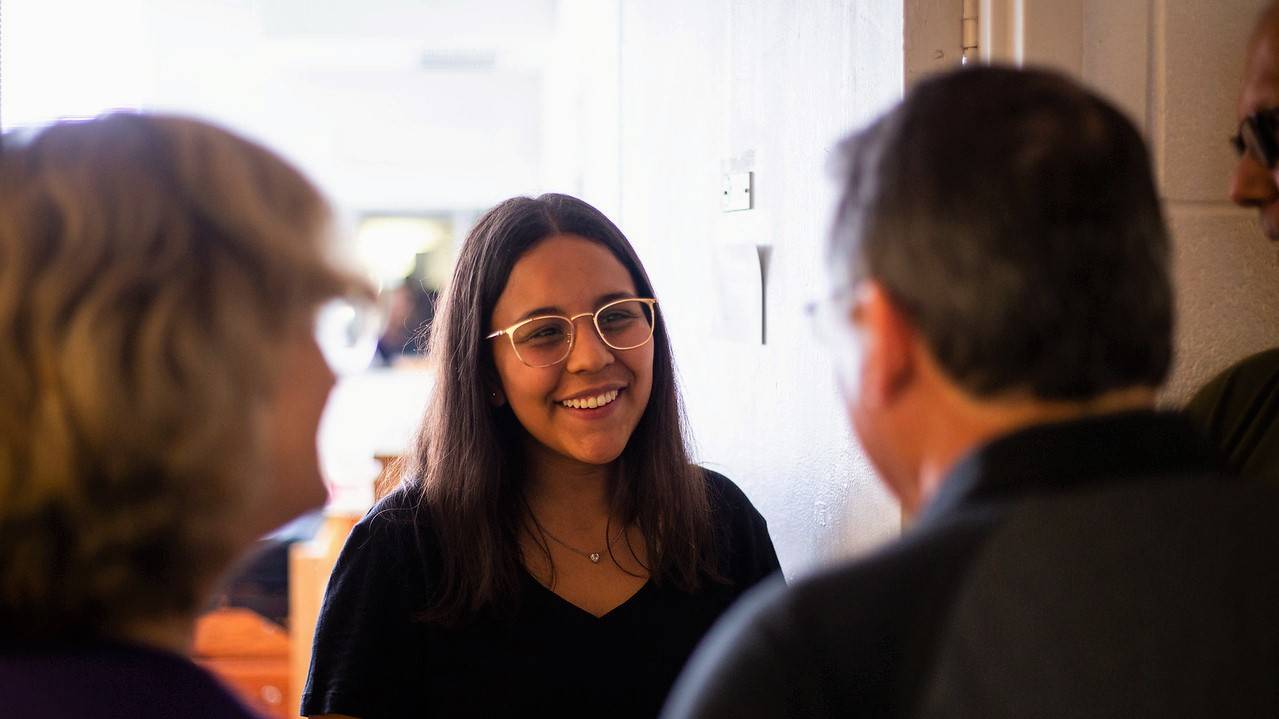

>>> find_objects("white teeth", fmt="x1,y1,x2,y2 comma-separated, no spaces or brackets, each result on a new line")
561,389,620,410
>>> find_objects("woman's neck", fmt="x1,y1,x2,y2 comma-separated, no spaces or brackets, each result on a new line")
522,443,615,526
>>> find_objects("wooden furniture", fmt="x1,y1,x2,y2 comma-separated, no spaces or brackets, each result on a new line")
194,457,400,717
287,455,396,716
287,511,362,717
194,607,292,718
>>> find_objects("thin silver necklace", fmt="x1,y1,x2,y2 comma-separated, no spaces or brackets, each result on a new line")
536,521,625,564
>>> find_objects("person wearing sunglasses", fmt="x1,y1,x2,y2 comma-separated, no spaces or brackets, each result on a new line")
302,193,780,719
1184,1,1279,482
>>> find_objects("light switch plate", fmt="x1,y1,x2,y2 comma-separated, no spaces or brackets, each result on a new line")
722,171,753,212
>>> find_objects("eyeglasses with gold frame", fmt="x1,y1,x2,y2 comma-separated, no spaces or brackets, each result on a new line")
486,297,659,368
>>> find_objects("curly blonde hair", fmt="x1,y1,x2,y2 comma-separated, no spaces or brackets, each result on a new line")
0,113,365,639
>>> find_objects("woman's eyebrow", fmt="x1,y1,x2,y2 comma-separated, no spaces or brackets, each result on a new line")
516,305,562,321
514,292,638,321
593,291,637,305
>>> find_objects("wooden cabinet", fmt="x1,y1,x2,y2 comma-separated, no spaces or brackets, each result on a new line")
194,607,292,718
287,512,363,718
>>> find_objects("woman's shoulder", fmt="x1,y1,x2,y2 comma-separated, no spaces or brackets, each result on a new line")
698,468,775,540
322,485,436,609
694,467,783,583
365,483,422,520
698,467,758,515
346,483,436,556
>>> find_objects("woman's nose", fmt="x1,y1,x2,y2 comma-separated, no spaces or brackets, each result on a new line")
564,319,615,373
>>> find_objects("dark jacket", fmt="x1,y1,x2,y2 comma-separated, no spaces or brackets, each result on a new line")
663,411,1279,718
1185,347,1279,482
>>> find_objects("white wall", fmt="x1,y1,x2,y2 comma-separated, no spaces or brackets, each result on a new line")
540,0,623,219
617,0,906,576
1,0,557,212
984,0,1279,403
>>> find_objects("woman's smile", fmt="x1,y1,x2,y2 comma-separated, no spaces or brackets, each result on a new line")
557,383,625,410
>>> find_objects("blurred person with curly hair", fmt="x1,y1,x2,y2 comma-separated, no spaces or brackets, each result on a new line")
0,113,366,718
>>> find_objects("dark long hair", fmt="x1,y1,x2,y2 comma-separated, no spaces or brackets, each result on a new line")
402,193,715,626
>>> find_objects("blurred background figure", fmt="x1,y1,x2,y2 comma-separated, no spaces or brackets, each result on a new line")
375,274,439,363
0,113,366,718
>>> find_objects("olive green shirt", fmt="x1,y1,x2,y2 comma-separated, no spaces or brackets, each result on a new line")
1185,348,1279,482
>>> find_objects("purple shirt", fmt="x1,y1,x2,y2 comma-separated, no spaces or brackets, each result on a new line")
0,639,265,718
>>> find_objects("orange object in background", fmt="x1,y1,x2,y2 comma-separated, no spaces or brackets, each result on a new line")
194,607,292,719
197,457,394,717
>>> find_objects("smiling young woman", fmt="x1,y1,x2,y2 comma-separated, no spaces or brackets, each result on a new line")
302,194,780,719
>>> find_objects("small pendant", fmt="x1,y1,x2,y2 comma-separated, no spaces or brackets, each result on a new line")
589,553,601,563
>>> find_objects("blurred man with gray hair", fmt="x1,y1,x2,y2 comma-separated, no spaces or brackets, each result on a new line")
663,66,1279,718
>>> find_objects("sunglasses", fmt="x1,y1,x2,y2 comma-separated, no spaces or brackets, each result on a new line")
1231,108,1279,169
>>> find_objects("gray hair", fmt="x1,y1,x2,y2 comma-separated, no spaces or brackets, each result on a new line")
830,65,1172,400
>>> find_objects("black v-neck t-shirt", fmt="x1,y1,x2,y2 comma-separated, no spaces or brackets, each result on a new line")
301,469,780,719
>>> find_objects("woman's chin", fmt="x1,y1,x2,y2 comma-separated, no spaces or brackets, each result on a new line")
548,438,627,468
525,429,630,470
567,447,626,467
